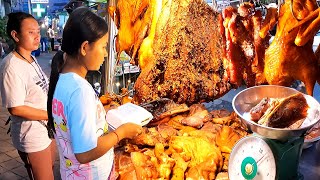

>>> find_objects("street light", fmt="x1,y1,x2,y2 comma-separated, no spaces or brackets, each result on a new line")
46,5,49,17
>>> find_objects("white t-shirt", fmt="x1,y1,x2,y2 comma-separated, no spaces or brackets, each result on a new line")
0,52,52,153
48,28,55,39
52,73,114,180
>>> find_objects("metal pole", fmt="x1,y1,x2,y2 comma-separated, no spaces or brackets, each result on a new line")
103,0,117,94
27,0,31,14
122,63,125,88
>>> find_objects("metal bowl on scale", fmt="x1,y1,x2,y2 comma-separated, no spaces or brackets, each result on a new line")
232,85,320,141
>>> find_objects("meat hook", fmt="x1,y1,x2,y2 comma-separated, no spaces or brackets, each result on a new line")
290,0,299,20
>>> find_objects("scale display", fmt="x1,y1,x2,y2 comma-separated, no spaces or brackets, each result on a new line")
228,136,276,180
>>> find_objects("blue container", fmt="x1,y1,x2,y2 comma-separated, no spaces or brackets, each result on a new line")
32,48,40,57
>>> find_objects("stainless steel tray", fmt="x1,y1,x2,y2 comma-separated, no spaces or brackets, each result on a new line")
232,85,320,141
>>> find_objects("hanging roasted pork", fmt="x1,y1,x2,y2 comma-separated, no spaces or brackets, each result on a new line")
109,0,320,105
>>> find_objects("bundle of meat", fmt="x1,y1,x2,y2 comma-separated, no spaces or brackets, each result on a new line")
98,93,247,179
114,104,248,179
109,0,320,105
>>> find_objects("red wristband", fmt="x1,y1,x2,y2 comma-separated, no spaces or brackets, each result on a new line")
113,131,119,144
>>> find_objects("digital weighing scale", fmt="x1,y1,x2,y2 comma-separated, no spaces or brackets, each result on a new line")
230,85,320,180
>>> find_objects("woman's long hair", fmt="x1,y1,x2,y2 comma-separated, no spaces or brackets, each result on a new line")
47,7,108,133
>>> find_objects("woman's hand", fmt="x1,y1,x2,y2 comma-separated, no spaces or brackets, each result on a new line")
76,123,142,164
8,106,48,121
115,123,143,140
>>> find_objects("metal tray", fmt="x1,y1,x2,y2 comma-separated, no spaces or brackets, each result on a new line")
303,136,320,149
232,85,320,141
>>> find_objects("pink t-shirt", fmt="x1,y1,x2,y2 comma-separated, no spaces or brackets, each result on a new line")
52,73,114,180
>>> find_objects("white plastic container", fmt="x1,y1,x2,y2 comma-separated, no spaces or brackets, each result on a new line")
106,103,153,130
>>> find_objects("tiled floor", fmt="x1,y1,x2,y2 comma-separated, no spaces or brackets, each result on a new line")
0,52,61,180
0,99,29,179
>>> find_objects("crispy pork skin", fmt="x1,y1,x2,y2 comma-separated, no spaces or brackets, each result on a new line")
134,0,230,105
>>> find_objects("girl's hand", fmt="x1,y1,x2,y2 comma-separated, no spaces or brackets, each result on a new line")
115,123,143,140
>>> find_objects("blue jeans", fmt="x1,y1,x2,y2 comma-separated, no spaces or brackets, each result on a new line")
40,37,48,52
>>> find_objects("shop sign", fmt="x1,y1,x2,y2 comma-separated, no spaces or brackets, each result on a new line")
32,4,46,17
31,0,49,3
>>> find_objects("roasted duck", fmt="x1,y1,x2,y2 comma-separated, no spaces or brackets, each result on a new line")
108,0,153,63
264,0,320,95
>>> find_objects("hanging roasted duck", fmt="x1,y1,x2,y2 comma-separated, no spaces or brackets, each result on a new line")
264,0,320,95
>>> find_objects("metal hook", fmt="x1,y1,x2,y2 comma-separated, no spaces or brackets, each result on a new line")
290,0,299,20
209,0,217,11
212,0,217,11
277,0,283,15
113,34,118,54
260,3,268,16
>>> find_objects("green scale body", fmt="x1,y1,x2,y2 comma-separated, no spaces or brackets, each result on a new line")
229,134,305,180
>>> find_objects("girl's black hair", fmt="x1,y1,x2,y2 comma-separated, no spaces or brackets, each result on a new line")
6,12,35,41
47,7,108,133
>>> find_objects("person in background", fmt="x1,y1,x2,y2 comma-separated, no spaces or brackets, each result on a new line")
0,37,4,58
0,12,56,179
47,7,142,179
48,25,55,51
1,38,9,55
40,23,48,52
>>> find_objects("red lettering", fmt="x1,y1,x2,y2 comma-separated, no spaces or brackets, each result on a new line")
52,98,57,115
57,101,64,117
58,101,67,121
52,99,67,120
